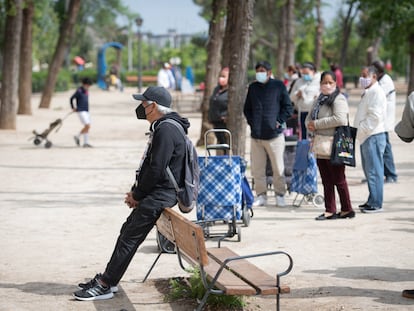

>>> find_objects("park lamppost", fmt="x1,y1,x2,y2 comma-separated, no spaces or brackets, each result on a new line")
135,17,143,92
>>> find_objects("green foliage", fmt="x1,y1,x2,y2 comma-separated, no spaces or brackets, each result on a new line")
32,69,72,93
166,267,246,310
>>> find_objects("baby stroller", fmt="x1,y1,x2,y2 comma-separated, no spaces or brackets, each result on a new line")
196,129,253,242
30,112,73,148
290,139,324,207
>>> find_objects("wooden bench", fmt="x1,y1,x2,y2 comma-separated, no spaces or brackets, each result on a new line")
143,208,293,311
125,75,158,84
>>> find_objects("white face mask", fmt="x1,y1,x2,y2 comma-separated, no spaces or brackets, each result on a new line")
359,77,372,89
256,72,268,83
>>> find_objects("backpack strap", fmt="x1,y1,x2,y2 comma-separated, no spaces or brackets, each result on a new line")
159,119,186,191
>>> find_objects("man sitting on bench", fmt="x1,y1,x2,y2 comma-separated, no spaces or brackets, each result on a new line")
73,86,190,301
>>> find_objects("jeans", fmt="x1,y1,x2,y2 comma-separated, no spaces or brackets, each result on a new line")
317,159,353,214
101,189,176,286
383,132,397,180
360,133,386,208
251,135,286,196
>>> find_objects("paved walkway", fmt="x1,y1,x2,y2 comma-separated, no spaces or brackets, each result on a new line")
0,86,413,310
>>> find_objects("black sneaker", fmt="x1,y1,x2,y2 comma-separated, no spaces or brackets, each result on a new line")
361,206,383,213
78,274,118,293
73,279,113,301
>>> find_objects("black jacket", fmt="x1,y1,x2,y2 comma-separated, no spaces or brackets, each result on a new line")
244,78,293,140
208,85,228,123
132,112,190,202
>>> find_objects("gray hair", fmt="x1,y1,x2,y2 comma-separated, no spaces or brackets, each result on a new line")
156,104,172,115
367,65,379,76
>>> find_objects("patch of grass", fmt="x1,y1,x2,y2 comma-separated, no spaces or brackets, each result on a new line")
166,267,246,310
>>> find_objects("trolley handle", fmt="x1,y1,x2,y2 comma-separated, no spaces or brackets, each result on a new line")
204,129,232,157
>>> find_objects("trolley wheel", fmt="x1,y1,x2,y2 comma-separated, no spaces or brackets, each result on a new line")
44,141,52,148
242,207,251,227
34,137,42,145
313,194,325,207
237,226,241,242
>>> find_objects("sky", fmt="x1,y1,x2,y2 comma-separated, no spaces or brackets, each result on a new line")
121,0,342,35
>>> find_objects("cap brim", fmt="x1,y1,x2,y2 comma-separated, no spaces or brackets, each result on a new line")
132,94,146,101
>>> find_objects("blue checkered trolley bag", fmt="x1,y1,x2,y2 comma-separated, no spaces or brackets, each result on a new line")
196,129,253,242
290,139,324,207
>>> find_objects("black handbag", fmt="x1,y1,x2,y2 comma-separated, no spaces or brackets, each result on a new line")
330,121,357,167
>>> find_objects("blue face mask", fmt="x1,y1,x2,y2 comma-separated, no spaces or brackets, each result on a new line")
256,72,268,83
303,74,312,82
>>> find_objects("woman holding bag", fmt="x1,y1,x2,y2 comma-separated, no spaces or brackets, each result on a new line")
306,71,355,220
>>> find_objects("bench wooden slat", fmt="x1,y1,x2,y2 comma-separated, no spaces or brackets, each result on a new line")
204,255,257,296
207,247,290,295
156,210,175,243
162,208,209,266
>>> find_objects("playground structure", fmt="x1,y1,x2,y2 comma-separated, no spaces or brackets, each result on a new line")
96,42,123,90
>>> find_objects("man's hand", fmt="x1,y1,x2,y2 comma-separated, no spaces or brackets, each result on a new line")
124,192,138,209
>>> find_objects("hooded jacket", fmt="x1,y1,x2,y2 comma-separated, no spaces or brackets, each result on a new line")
132,112,190,202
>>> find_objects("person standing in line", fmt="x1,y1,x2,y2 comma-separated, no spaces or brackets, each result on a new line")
289,62,321,140
330,63,344,90
208,67,229,154
372,60,398,183
244,61,293,207
70,77,93,148
157,62,176,90
354,66,387,213
306,71,355,220
394,91,414,299
73,86,189,301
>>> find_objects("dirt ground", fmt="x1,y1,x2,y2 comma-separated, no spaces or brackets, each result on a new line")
0,85,413,311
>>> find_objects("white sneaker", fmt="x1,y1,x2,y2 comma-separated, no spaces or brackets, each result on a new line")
276,195,286,207
253,194,267,206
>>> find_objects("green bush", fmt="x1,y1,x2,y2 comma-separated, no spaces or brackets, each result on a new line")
166,267,246,310
32,69,73,93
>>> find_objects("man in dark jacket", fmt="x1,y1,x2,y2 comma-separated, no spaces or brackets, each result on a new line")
244,61,293,207
73,86,190,301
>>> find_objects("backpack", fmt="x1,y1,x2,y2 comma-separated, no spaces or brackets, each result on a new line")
161,119,200,213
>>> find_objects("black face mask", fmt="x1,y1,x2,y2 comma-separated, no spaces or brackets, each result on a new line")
135,104,146,119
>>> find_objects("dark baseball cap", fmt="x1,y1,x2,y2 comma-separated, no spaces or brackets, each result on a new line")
255,61,272,71
132,86,172,108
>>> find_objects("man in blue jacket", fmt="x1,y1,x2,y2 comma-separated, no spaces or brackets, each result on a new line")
244,61,293,207
73,86,190,301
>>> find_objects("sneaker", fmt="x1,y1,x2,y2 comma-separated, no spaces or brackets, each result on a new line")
73,280,113,301
78,274,118,293
74,136,80,147
402,289,414,299
253,194,267,206
361,206,383,213
385,177,397,183
276,195,286,207
83,143,93,148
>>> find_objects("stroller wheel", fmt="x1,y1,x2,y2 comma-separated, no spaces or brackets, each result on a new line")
313,194,325,207
44,141,52,148
34,138,42,145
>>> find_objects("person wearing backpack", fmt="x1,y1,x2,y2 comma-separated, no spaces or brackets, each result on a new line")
73,86,191,301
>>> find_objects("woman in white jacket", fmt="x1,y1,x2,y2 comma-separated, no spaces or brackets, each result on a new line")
290,62,320,140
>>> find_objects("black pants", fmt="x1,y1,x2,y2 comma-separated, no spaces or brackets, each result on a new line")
101,190,176,286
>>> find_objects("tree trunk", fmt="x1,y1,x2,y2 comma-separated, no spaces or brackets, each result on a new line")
366,36,381,66
18,0,34,115
197,0,227,147
408,32,414,95
314,0,323,70
276,3,287,79
0,0,23,129
284,0,296,69
38,0,81,109
339,1,358,69
226,0,254,157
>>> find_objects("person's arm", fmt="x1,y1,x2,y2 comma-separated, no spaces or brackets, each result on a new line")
277,84,293,125
70,89,78,110
360,89,385,133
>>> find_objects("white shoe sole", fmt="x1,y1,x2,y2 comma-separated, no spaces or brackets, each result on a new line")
73,291,114,301
77,285,118,293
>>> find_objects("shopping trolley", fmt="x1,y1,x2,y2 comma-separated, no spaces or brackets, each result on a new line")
196,129,253,242
290,139,324,207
